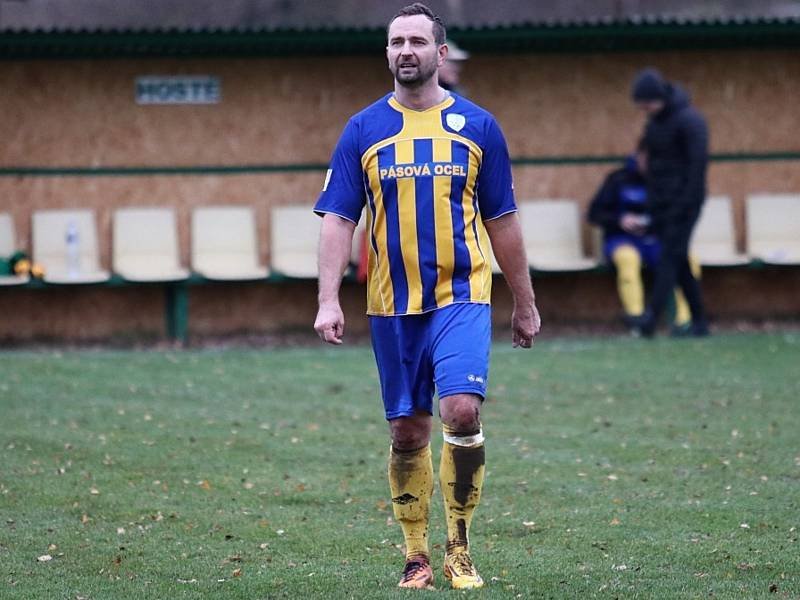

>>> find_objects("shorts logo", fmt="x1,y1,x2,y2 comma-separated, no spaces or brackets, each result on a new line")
446,113,466,132
467,374,485,384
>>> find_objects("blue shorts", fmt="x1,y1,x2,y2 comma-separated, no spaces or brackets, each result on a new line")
369,302,491,421
604,234,662,268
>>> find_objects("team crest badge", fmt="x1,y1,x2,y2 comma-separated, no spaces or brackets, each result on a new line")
446,113,466,132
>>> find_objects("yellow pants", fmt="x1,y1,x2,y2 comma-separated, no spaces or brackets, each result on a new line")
611,244,701,326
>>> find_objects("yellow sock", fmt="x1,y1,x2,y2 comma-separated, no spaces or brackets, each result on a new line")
440,424,485,553
388,444,433,560
673,254,702,326
611,244,644,316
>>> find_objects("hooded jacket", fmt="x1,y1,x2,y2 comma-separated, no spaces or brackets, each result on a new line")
642,83,708,229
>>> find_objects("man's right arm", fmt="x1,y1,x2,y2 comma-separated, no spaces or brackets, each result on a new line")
314,214,356,345
313,116,364,344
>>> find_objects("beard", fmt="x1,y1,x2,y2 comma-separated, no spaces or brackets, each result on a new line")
391,57,438,88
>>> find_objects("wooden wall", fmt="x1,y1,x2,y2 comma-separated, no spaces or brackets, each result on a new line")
1,48,798,342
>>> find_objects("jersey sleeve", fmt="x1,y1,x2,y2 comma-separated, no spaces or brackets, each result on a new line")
476,117,517,220
314,118,366,223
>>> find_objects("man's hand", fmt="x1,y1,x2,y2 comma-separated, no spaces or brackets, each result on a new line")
620,213,647,236
314,301,345,345
512,301,541,349
315,213,356,346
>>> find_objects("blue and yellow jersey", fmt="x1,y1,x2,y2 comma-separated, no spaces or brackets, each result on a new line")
315,92,516,316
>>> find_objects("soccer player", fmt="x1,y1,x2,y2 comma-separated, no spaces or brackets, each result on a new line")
313,2,540,590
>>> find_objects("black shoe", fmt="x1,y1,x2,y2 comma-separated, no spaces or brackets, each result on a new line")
623,312,655,338
622,314,640,336
670,322,692,337
671,321,709,338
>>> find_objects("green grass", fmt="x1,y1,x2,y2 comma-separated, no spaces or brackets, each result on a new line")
1,332,799,599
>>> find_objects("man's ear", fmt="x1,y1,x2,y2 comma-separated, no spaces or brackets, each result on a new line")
438,44,448,67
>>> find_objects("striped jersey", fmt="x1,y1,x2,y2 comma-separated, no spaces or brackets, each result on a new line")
315,92,516,316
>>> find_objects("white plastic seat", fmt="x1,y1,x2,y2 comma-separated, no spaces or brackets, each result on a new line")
191,206,268,280
113,207,189,282
746,194,800,264
518,200,600,271
0,213,29,285
488,245,502,274
32,209,109,284
270,205,320,278
691,196,750,266
351,208,367,266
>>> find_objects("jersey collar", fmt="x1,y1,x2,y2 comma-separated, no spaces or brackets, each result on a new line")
388,92,455,114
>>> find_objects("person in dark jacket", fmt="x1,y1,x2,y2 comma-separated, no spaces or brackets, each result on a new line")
629,68,710,337
588,142,699,332
438,39,469,94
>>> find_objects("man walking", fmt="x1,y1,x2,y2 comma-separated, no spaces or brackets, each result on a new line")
313,3,540,590
630,67,710,337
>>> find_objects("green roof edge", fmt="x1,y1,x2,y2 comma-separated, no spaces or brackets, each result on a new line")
2,19,800,59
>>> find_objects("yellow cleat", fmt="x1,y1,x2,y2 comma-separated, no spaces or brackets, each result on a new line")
443,550,484,589
398,555,434,589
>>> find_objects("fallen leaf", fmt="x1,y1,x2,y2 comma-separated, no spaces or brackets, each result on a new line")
37,555,53,562
232,568,242,577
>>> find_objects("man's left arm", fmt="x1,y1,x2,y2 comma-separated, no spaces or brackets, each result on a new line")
484,213,541,348
477,117,541,347
678,109,709,211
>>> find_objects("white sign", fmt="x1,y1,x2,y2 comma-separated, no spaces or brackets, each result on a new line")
135,76,221,105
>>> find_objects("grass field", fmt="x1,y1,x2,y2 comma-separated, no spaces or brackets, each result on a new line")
1,332,799,599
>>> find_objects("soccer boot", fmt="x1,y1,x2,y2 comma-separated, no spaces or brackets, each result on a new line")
398,555,434,589
443,549,484,589
625,310,655,338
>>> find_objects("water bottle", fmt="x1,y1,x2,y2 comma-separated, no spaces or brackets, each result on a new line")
65,221,81,277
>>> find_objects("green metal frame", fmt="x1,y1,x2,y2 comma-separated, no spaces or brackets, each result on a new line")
1,151,798,178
